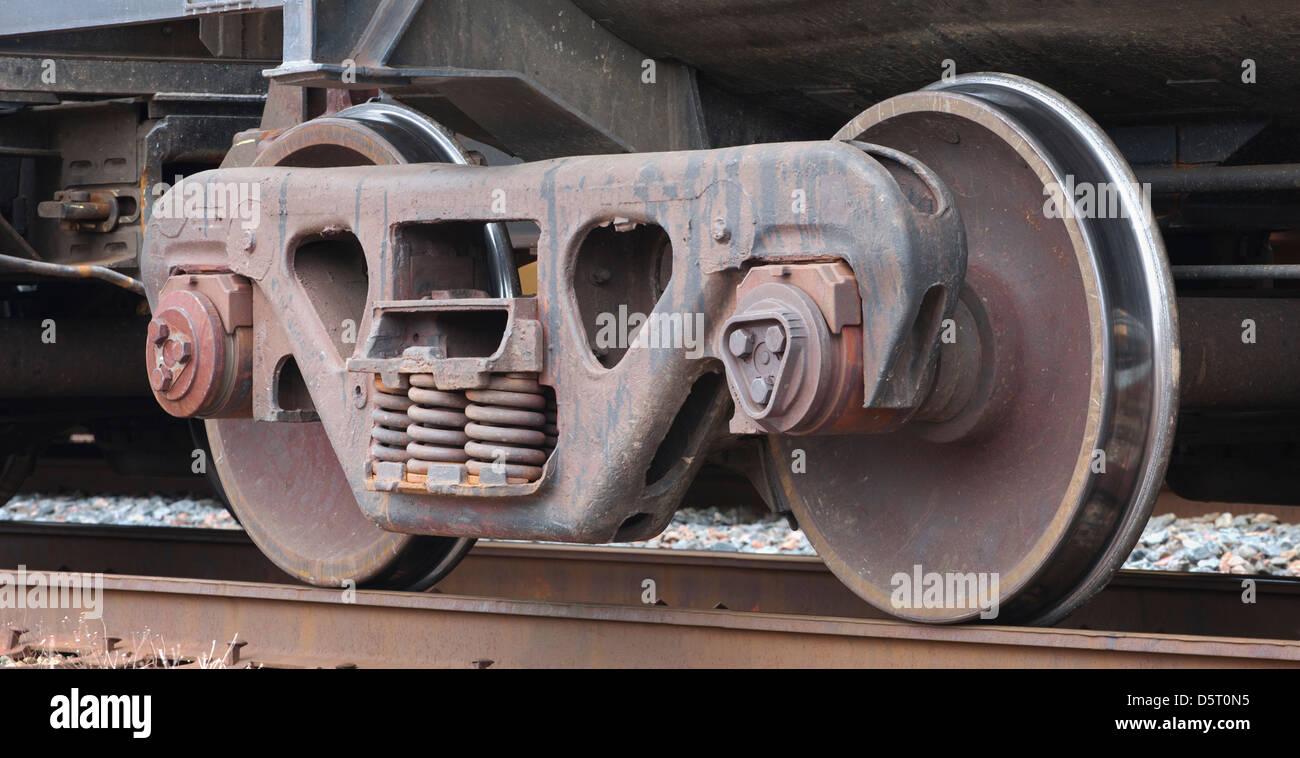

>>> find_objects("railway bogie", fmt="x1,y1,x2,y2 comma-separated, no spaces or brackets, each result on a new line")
3,1,1300,624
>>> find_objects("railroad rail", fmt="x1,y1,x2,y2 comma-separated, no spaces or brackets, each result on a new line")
2,521,1299,666
6,572,1299,669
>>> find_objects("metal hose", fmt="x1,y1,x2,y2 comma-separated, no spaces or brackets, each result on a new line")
0,252,146,296
332,101,523,299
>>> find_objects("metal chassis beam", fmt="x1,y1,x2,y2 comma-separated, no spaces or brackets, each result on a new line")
2,0,711,160
0,55,268,96
0,0,285,37
266,0,708,159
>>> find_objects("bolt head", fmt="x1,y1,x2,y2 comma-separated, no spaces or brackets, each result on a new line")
149,366,173,392
728,329,755,357
162,336,192,367
765,325,786,354
749,376,771,405
711,217,730,243
240,229,256,253
148,320,170,345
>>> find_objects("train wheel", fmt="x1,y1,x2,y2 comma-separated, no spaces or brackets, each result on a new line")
768,74,1178,624
205,102,479,590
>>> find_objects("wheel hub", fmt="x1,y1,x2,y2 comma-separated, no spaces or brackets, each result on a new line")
146,274,252,418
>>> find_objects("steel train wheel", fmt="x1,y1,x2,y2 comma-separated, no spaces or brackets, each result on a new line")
205,102,484,590
768,74,1177,624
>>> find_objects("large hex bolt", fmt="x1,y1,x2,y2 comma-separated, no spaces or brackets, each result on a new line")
149,366,174,392
148,321,169,345
765,325,786,354
728,329,755,358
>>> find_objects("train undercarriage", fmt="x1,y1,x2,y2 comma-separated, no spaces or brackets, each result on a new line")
3,1,1300,625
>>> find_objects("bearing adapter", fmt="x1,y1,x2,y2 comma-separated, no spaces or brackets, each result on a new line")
720,262,918,435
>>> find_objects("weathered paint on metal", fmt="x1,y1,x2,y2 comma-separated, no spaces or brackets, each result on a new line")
141,140,962,544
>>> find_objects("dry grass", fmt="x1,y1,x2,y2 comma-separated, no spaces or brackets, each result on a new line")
2,617,252,668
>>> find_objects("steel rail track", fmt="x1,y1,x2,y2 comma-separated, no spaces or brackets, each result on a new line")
1,571,1296,668
2,521,1299,667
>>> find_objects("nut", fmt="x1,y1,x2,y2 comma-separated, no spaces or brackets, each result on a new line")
150,366,174,392
148,321,170,345
173,338,194,365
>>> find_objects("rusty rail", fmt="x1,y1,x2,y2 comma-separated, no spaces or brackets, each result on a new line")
3,521,1300,651
3,572,1298,668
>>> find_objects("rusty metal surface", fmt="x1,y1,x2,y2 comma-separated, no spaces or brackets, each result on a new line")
143,135,962,547
765,74,1177,625
351,295,551,488
4,522,1300,641
139,77,1177,629
199,104,479,590
720,261,913,435
0,255,146,297
0,522,284,584
4,0,1299,641
147,274,253,418
2,569,1297,668
775,87,1101,623
36,189,119,233
204,417,477,591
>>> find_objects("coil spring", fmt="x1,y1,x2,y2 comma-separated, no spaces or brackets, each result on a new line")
405,373,471,474
370,377,412,463
464,373,556,483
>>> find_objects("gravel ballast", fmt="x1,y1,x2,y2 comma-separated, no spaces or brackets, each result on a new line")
0,493,237,530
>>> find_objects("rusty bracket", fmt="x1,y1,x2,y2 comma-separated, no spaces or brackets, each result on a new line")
37,189,121,233
251,285,319,423
347,297,543,388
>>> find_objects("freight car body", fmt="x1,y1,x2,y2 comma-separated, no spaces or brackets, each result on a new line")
2,1,1298,625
